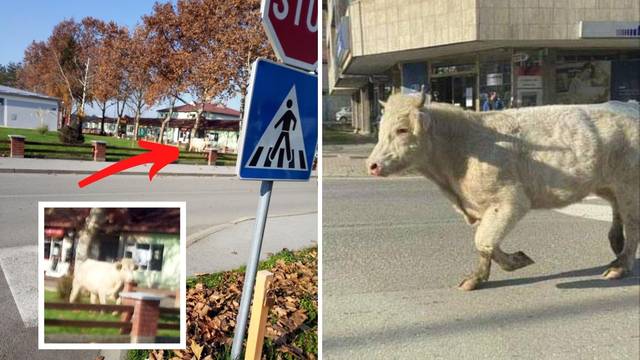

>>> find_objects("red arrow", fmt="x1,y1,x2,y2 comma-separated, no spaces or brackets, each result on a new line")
78,140,179,188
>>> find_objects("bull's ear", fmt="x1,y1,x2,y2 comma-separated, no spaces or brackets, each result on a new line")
409,109,430,136
115,262,123,270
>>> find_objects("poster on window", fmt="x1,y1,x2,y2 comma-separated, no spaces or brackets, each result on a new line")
556,61,611,104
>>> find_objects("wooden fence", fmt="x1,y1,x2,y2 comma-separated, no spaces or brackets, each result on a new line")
0,138,237,165
44,294,180,344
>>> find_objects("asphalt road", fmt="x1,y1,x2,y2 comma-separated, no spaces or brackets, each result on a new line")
0,173,316,359
322,177,639,360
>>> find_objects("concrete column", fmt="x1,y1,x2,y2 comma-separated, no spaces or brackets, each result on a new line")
120,292,163,343
8,135,25,158
351,93,359,131
92,140,106,161
360,85,372,134
542,48,556,105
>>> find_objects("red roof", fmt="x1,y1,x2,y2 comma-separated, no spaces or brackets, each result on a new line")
158,103,240,117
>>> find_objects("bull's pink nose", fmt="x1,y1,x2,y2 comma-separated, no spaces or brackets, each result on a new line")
368,162,382,176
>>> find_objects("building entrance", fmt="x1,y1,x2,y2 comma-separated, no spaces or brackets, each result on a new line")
430,75,476,110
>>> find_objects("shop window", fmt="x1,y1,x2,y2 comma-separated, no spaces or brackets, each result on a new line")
480,61,512,110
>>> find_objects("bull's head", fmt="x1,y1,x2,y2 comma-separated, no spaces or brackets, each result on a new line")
116,258,139,283
367,87,429,176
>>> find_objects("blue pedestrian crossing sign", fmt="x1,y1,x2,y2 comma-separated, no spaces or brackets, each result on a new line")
237,59,317,181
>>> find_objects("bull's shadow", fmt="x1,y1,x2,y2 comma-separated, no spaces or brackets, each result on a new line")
481,258,640,290
423,104,609,192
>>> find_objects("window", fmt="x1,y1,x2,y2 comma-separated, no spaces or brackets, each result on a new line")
133,243,151,270
149,244,164,271
0,98,4,105
11,114,17,121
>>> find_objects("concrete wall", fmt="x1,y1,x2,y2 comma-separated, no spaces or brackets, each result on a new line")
343,0,640,58
348,0,478,56
1,95,58,130
477,0,640,40
0,98,4,125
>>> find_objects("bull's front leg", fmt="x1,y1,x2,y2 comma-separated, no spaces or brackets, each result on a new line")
459,191,533,291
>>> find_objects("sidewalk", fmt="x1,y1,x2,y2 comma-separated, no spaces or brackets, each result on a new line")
187,212,317,275
323,143,373,178
0,157,236,177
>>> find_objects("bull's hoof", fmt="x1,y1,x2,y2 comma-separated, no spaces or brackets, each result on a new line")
603,266,627,279
458,276,483,291
603,258,630,279
500,251,535,272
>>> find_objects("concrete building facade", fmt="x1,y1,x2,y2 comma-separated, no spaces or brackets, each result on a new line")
0,85,60,130
326,0,640,133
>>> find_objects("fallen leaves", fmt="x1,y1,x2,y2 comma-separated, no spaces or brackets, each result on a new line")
166,248,317,359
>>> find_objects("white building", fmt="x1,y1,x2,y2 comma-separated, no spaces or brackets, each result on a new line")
0,85,60,130
157,103,241,152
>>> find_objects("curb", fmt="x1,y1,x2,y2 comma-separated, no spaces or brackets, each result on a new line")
0,168,236,177
323,154,368,159
186,211,318,246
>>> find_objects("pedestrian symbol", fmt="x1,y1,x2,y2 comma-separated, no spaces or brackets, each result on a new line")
236,59,317,181
246,86,307,170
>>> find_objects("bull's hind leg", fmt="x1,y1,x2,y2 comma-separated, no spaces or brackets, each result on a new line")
603,186,639,279
459,190,532,291
595,188,624,255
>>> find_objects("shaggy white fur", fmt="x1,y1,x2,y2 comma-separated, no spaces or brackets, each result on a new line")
368,92,639,290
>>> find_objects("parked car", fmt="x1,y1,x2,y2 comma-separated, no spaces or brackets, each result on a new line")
335,107,352,123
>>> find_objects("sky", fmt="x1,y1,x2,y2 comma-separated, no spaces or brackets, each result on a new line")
0,0,241,116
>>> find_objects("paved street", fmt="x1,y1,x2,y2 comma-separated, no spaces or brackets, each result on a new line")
0,173,316,359
322,177,639,360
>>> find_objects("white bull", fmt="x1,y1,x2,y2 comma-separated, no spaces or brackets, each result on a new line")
367,90,639,291
69,258,138,304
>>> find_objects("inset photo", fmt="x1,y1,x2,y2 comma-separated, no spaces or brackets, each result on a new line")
37,202,186,350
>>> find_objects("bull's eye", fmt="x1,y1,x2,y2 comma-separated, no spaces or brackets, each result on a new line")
395,128,409,135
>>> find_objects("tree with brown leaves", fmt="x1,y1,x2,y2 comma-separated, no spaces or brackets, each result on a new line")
92,21,129,135
144,0,273,149
19,17,106,133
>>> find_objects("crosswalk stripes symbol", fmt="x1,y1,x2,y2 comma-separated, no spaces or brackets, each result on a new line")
247,85,307,171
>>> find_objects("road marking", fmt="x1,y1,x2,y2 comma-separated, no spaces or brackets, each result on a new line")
553,203,612,222
0,245,38,328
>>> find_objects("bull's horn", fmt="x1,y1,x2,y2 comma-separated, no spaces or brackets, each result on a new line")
415,85,426,108
378,99,386,108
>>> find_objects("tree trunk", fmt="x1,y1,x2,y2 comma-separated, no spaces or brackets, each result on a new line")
158,103,175,144
189,105,204,151
100,103,106,136
74,208,108,262
133,112,141,140
114,101,122,138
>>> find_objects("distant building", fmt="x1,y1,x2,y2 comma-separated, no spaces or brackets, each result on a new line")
326,0,640,134
44,208,180,290
157,103,241,151
0,85,60,130
81,103,242,152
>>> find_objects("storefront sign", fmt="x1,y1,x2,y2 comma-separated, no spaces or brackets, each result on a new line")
512,52,529,63
336,17,351,64
517,75,542,89
465,87,473,107
580,21,640,38
486,73,503,86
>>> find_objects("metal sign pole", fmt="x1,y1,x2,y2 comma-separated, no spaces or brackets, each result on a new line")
231,180,274,359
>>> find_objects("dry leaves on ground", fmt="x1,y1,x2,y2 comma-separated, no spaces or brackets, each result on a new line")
158,248,317,360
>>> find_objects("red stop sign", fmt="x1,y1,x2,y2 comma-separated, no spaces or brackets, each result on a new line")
261,0,318,71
